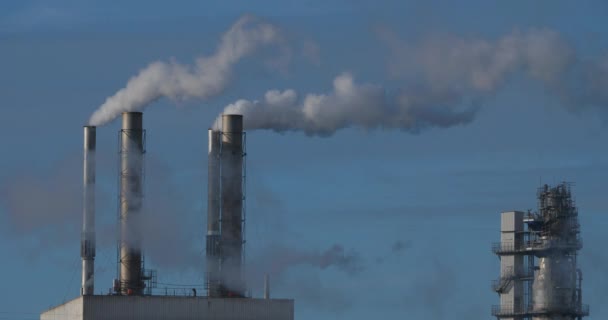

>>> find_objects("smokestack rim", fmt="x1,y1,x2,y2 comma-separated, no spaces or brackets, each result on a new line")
122,112,144,130
221,114,244,123
83,126,97,150
221,114,243,133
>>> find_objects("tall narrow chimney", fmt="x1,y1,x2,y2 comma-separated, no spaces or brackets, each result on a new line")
220,114,245,295
206,129,221,297
81,126,96,295
264,274,270,299
119,112,145,295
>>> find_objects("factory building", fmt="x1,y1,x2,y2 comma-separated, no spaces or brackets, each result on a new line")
492,183,588,320
41,113,294,320
41,296,293,320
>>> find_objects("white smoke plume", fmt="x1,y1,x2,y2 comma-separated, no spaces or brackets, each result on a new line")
88,15,284,126
218,28,608,135
218,72,479,135
381,28,574,92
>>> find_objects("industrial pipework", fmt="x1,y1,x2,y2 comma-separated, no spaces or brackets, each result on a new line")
206,129,221,297
530,184,585,320
219,114,245,297
81,126,96,295
119,112,145,295
491,183,588,319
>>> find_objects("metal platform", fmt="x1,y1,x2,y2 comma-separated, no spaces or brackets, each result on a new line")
491,239,582,256
491,304,589,318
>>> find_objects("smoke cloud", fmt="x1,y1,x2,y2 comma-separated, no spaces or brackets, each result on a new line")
0,153,117,260
218,72,479,135
0,156,81,242
376,240,411,264
239,244,362,294
391,240,409,253
258,244,363,276
277,273,355,313
88,15,284,126
136,155,204,271
403,260,459,320
380,28,574,92
218,28,608,135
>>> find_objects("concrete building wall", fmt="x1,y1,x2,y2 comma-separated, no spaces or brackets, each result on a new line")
41,296,294,320
41,297,83,320
500,211,524,319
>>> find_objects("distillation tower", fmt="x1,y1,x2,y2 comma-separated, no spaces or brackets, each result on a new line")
492,183,588,320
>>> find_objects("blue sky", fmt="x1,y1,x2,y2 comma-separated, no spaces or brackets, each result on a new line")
1,1,608,319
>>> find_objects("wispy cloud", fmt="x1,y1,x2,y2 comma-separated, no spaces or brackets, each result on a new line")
0,4,78,33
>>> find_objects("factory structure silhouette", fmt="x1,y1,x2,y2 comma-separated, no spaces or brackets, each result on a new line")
41,113,293,320
40,112,588,320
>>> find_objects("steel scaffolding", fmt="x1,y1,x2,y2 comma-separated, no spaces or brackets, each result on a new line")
492,183,588,320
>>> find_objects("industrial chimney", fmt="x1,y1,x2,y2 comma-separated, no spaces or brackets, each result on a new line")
206,129,221,297
220,114,245,296
119,112,145,295
81,126,96,295
264,274,270,299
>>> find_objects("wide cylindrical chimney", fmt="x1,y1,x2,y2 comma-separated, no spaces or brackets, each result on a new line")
206,129,221,297
220,114,244,295
81,126,96,295
119,112,145,295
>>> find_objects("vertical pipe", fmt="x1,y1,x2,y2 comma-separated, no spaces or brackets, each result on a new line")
220,114,244,296
119,112,144,295
577,269,583,320
206,129,221,297
263,274,270,299
81,126,96,295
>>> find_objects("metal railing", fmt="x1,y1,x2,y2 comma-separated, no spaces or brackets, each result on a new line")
491,242,528,254
492,239,582,255
491,304,589,317
491,268,535,293
491,279,512,293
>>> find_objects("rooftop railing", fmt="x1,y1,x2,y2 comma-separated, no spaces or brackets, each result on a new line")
491,304,589,317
